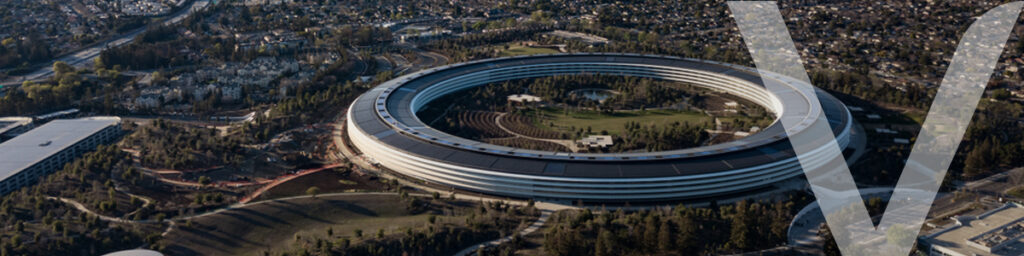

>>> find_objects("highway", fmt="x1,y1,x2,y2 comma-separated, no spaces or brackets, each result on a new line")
0,0,211,87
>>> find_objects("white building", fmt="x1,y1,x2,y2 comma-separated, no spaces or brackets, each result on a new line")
0,117,33,141
0,117,121,195
578,135,614,148
221,85,243,102
507,94,542,103
921,203,1024,256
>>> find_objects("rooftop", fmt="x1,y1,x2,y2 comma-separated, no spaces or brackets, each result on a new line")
924,203,1024,256
507,94,542,103
0,117,120,181
0,117,32,135
579,135,614,148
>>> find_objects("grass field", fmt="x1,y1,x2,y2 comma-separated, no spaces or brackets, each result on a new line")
161,194,475,256
530,107,713,135
498,45,560,57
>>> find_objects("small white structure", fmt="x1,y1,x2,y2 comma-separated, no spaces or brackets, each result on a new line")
103,249,164,256
724,101,739,108
0,117,32,139
875,128,898,134
507,94,542,103
578,135,614,148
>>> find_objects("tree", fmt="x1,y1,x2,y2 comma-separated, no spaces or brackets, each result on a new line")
306,186,320,199
964,139,996,178
821,226,842,256
886,224,914,247
729,200,752,250
594,229,615,256
197,176,211,186
676,213,696,252
642,214,660,251
53,61,74,76
657,220,674,251
992,89,1012,101
93,57,105,71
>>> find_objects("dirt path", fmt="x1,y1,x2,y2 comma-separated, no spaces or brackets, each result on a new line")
237,163,341,204
494,113,579,151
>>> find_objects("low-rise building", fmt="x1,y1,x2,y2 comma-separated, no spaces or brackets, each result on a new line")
0,117,121,195
578,135,614,148
0,117,33,142
921,203,1024,256
507,94,542,103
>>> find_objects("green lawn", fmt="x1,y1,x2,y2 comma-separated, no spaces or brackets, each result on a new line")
530,108,713,135
498,45,560,57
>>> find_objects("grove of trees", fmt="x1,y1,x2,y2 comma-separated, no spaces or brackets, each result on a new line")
542,200,795,255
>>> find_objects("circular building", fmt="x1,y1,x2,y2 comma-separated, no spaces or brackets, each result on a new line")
345,53,854,202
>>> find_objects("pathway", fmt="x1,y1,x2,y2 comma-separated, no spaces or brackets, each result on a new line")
494,113,579,151
454,209,553,256
237,163,341,204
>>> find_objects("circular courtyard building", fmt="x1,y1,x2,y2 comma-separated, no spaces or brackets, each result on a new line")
345,53,855,203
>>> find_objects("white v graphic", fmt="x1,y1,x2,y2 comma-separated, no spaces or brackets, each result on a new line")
730,2,1023,255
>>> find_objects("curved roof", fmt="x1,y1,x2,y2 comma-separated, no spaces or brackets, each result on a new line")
102,249,164,256
348,53,850,178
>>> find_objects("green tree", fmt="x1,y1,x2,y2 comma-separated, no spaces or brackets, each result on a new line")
594,229,615,256
657,220,674,251
53,61,74,76
964,139,996,178
886,224,914,247
306,186,320,199
729,200,752,250
197,176,211,186
677,213,696,251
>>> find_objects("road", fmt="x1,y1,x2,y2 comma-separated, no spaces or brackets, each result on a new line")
926,167,1024,219
388,46,449,75
1,0,211,87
